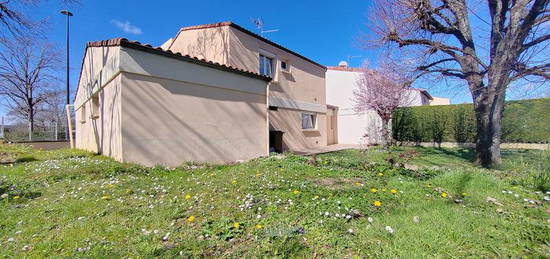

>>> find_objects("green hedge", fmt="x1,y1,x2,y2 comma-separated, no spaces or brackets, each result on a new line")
392,98,550,144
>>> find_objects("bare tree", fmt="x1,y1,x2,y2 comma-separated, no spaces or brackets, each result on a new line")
353,62,412,149
369,0,550,167
0,37,60,140
0,0,78,37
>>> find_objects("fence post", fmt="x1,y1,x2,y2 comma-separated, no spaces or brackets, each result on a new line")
55,121,58,141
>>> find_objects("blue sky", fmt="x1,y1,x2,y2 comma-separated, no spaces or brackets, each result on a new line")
19,0,548,112
32,0,375,101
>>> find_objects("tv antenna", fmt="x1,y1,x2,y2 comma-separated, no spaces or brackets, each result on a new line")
251,18,279,37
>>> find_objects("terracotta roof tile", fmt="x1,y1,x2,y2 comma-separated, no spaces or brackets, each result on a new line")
74,38,271,103
84,38,271,81
326,66,364,72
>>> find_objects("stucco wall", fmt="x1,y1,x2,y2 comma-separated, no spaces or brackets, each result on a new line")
74,46,123,160
118,47,268,166
326,69,435,145
170,25,328,151
326,69,384,145
168,26,231,65
269,108,327,151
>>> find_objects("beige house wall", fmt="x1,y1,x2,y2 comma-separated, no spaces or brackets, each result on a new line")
74,46,123,160
170,24,328,151
75,43,269,166
121,46,268,166
167,26,231,65
120,72,267,166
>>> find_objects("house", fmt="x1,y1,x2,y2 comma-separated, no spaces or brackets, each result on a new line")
430,97,451,105
163,22,330,151
74,22,330,166
326,62,441,145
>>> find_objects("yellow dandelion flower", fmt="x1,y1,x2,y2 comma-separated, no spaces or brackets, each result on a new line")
370,188,378,193
377,173,384,176
101,195,110,200
233,222,240,229
314,195,319,199
255,224,263,229
373,200,382,207
461,192,467,197
185,194,192,200
293,190,300,195
355,182,361,186
441,192,448,198
390,189,398,194
13,196,20,200
187,216,195,222
231,180,237,184
382,188,387,192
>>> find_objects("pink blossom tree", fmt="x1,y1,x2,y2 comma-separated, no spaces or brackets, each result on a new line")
353,62,412,148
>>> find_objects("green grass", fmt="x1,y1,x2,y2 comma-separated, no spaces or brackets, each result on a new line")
1,144,549,257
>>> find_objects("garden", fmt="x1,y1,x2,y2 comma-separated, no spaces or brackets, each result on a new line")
1,144,549,257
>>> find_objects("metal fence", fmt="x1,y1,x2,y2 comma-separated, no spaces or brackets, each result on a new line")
1,125,69,142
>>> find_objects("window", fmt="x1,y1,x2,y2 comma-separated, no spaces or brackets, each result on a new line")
259,54,273,77
91,95,100,119
79,106,86,123
301,113,316,129
280,60,290,73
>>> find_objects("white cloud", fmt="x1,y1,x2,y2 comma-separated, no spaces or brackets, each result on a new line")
111,20,143,35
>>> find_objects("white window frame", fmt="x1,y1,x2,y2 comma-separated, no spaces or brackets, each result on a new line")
301,113,317,130
259,54,274,78
280,59,291,73
79,106,86,124
91,94,100,119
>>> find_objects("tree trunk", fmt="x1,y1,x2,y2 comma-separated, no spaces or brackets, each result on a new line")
381,118,392,149
473,92,505,168
28,101,34,141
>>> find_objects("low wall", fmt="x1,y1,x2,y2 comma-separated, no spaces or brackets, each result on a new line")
9,141,70,150
400,142,549,150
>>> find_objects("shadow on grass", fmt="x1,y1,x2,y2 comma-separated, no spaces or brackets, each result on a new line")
415,146,476,163
15,155,38,163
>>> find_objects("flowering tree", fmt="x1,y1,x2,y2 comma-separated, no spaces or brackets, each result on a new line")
353,62,412,148
368,0,550,167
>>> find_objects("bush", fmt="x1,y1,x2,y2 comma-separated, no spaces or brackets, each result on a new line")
393,98,550,143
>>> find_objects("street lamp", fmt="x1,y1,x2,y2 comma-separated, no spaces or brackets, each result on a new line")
60,9,73,140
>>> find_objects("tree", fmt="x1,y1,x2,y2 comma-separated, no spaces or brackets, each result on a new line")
0,37,60,140
0,0,78,37
369,0,549,167
353,62,412,148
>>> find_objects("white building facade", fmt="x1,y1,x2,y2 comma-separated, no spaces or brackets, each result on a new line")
326,63,437,145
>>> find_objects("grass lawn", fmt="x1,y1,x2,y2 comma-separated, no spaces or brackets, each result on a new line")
1,144,549,257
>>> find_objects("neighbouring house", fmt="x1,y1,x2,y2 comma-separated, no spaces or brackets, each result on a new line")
326,62,444,145
75,22,330,166
163,22,330,152
430,97,451,105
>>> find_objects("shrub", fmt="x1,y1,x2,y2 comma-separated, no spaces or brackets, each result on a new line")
393,98,550,143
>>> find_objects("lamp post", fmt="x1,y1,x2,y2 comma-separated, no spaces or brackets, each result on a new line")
60,9,73,140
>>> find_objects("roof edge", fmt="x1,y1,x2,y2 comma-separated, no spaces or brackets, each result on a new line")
85,38,272,82
179,21,327,70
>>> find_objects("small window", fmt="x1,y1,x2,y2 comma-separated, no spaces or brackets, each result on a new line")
269,106,278,111
301,113,316,129
259,54,273,77
280,60,290,72
79,106,86,123
91,95,100,119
